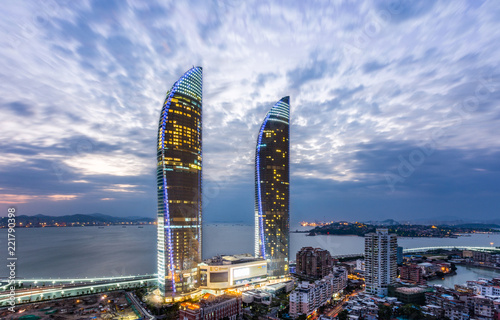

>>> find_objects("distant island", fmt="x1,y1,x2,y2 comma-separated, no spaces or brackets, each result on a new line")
306,221,500,238
0,213,155,228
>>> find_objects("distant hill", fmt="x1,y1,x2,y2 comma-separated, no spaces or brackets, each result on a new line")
454,223,500,229
363,218,500,226
307,221,500,237
0,213,155,228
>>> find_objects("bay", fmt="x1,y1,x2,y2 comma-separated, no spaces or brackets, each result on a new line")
0,224,499,280
427,265,500,288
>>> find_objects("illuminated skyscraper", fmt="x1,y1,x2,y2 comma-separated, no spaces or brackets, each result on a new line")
255,96,290,278
157,67,202,297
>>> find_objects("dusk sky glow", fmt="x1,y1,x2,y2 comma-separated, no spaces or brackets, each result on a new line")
1,0,499,224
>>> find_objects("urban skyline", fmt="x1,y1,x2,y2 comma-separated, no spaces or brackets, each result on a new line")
1,1,499,223
2,2,500,319
156,68,291,299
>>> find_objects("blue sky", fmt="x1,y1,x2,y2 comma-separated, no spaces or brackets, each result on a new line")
1,0,499,224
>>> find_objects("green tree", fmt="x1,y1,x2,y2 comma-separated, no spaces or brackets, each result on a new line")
396,304,424,319
338,310,349,320
318,305,326,314
378,304,393,320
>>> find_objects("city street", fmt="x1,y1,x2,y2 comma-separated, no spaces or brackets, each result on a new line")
326,290,363,318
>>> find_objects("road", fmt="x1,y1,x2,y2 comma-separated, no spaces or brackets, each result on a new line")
126,291,156,320
326,289,363,318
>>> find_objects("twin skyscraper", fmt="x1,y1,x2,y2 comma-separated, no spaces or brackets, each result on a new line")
156,67,290,297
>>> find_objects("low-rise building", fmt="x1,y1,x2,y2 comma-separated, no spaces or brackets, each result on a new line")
473,251,494,263
342,293,398,319
400,264,426,285
389,286,428,305
471,295,495,319
179,293,242,320
425,287,472,320
199,254,267,293
242,290,272,305
264,280,294,296
467,279,500,297
355,259,365,272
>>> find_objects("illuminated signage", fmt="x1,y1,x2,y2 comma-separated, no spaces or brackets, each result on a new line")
233,268,250,279
209,266,228,272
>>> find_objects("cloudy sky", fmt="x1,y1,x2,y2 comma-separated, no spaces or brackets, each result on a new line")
1,0,499,224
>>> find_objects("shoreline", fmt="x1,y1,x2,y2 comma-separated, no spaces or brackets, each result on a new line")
303,233,479,239
0,224,155,229
454,262,500,272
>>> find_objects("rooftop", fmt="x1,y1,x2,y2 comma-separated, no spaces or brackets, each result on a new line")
396,287,427,294
204,254,263,265
180,293,238,310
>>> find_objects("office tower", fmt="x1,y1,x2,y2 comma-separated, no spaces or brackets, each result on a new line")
157,66,202,296
254,96,290,278
364,228,397,296
296,247,333,279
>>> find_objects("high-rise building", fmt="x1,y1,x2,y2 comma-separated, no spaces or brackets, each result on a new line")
296,247,333,279
254,96,290,278
364,228,397,296
157,66,203,296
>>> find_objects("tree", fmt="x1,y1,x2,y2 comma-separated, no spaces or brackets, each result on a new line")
396,304,424,319
378,305,393,320
338,310,349,320
318,305,326,314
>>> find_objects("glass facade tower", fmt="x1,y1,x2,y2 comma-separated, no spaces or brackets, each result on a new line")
157,67,202,296
255,96,290,278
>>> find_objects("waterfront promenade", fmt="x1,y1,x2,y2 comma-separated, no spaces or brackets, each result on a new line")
0,274,155,307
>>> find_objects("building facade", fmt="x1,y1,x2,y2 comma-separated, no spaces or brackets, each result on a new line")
425,289,471,320
472,296,495,319
289,267,348,318
157,67,203,296
400,264,426,285
397,246,404,265
199,254,268,292
296,247,333,279
364,228,398,296
179,293,242,320
254,96,290,278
